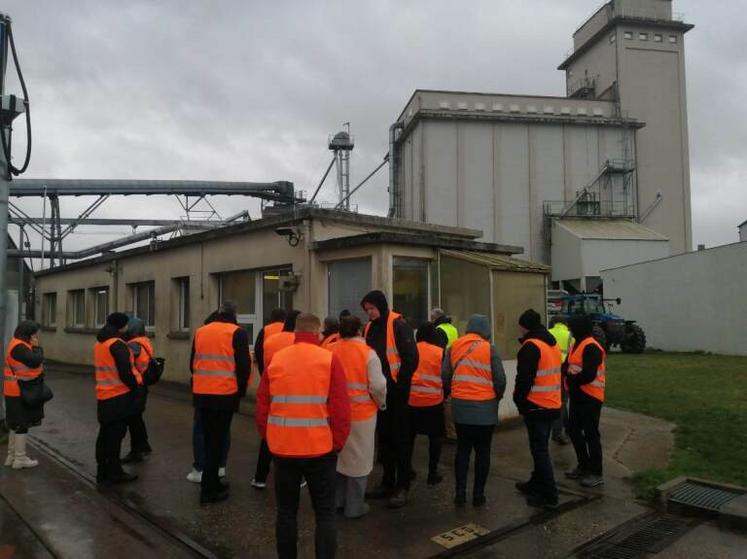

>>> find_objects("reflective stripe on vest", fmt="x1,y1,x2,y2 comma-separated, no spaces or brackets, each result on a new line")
364,311,403,381
409,341,444,407
263,331,295,369
129,336,154,377
450,334,496,401
567,337,606,402
332,338,378,422
521,339,562,409
93,338,133,400
437,323,459,348
267,343,333,457
3,338,43,398
192,322,239,396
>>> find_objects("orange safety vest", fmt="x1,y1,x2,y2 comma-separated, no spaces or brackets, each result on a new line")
264,321,284,340
191,322,239,396
266,343,333,457
94,338,139,400
450,334,495,401
320,332,340,350
129,336,154,376
409,341,444,407
567,337,606,402
3,338,43,398
263,331,295,369
521,338,562,409
332,338,378,422
364,311,403,381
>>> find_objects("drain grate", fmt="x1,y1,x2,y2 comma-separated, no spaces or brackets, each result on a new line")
576,513,694,559
667,481,741,512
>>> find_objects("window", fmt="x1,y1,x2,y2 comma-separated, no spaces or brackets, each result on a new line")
261,269,293,325
175,277,190,331
624,31,633,40
639,32,648,41
68,290,85,327
42,293,57,327
218,270,257,339
393,257,430,329
654,34,663,42
131,281,155,327
609,33,616,44
668,35,678,44
91,287,109,327
328,258,372,322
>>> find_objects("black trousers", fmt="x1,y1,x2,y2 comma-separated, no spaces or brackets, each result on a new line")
254,438,273,482
409,432,442,476
96,418,128,479
198,407,233,494
568,396,603,475
378,391,412,490
126,413,151,453
523,413,558,500
454,423,494,497
275,453,337,559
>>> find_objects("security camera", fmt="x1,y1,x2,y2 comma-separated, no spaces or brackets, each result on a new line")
275,226,302,247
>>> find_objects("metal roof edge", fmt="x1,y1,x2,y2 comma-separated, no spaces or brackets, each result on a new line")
600,240,747,272
439,249,550,274
311,232,523,255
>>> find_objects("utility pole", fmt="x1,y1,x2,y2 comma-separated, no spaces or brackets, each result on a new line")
0,16,9,350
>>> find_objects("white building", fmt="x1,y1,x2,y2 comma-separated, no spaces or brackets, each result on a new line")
390,0,692,292
739,220,747,243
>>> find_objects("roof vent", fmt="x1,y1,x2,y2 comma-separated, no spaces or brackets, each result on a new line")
509,104,521,113
457,101,468,110
492,103,504,112
475,102,486,111
543,106,555,114
439,100,451,109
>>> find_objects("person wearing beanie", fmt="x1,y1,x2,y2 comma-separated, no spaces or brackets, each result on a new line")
4,320,46,470
564,315,606,488
514,309,563,508
442,314,506,507
360,289,418,508
120,317,154,465
93,312,142,484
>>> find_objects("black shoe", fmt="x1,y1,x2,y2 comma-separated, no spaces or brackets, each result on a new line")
427,472,444,486
366,484,395,499
200,488,229,505
454,492,467,506
552,434,569,445
525,493,558,509
473,494,487,507
120,451,144,464
107,471,138,484
564,467,587,480
387,489,408,509
515,480,536,495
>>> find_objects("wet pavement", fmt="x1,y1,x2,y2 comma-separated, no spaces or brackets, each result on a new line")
1,365,744,558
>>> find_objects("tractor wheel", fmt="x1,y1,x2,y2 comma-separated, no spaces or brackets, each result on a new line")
621,324,646,353
591,325,607,350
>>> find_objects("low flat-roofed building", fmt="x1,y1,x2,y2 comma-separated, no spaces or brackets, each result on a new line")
33,208,549,383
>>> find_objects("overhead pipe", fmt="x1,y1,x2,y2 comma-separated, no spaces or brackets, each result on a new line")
387,121,404,217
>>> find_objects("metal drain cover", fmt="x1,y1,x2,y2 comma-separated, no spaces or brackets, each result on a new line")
668,481,741,512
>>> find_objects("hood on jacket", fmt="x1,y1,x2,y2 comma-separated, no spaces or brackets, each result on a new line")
416,322,440,345
569,315,593,340
360,290,389,317
13,320,39,342
465,314,491,339
519,325,558,347
283,309,302,332
126,317,146,340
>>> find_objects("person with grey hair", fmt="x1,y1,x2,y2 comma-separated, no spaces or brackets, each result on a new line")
430,308,459,349
190,302,250,504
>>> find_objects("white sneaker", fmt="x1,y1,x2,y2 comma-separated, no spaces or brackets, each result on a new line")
219,467,226,478
251,478,267,489
4,454,13,467
186,468,203,483
12,455,39,469
300,479,307,488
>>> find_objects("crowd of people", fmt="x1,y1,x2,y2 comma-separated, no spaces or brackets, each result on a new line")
2,289,608,559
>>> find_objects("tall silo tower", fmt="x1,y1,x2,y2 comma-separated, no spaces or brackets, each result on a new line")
329,124,355,210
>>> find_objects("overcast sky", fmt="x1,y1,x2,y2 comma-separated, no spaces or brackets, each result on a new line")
2,0,745,260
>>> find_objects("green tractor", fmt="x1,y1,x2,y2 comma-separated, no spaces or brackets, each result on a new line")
556,293,646,353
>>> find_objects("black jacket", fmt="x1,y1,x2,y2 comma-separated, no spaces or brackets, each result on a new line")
365,312,418,388
190,314,251,411
563,335,604,404
96,325,140,424
514,326,561,419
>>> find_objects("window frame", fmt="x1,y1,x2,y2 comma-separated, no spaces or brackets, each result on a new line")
68,289,86,328
90,287,110,328
175,276,190,332
42,292,57,327
623,31,633,40
130,281,156,329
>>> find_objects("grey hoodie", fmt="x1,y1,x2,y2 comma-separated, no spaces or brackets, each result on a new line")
442,314,506,426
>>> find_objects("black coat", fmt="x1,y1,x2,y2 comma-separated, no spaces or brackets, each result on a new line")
563,335,604,405
96,325,140,424
4,340,45,431
514,326,561,419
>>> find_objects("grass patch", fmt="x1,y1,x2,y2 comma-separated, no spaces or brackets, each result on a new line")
606,352,747,499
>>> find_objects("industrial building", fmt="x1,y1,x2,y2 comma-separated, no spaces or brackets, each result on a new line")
390,0,692,292
739,220,746,243
33,208,548,382
601,239,747,356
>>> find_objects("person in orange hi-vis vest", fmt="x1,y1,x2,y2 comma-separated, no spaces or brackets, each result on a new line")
513,309,562,509
120,317,153,465
253,308,287,379
252,309,301,490
93,312,142,484
408,322,446,486
564,314,606,489
442,314,506,507
3,321,46,470
320,316,341,350
331,315,387,519
255,313,351,559
360,290,419,509
191,302,251,505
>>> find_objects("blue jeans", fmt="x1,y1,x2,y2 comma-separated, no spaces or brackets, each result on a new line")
192,407,230,471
